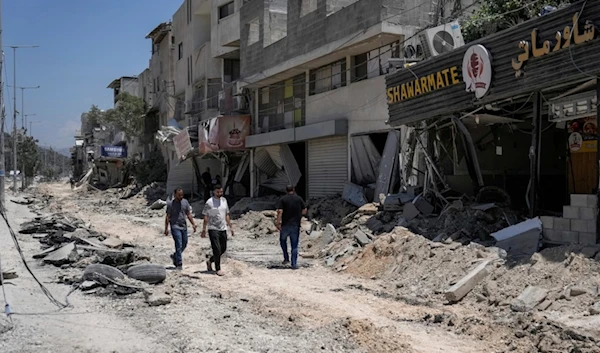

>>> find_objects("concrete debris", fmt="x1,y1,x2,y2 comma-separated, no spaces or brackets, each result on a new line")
102,237,124,249
413,196,434,216
491,218,542,258
0,269,17,284
402,203,420,221
149,199,167,210
590,302,600,315
322,224,336,246
445,260,490,302
357,203,378,216
307,196,357,228
43,242,78,266
145,291,172,306
511,286,548,312
570,286,587,297
229,195,278,218
33,246,58,259
237,211,277,235
354,230,371,247
80,280,101,291
11,197,33,205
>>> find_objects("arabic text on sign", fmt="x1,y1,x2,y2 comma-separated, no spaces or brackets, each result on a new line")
512,13,596,72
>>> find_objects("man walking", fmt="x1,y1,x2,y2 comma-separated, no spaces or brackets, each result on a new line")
202,185,234,276
165,188,197,270
201,167,212,201
276,185,307,269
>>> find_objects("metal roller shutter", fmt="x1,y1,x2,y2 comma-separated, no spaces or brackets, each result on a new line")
308,136,348,198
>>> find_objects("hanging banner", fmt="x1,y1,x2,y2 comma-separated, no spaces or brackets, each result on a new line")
198,115,251,154
174,128,193,160
568,117,597,153
100,145,127,158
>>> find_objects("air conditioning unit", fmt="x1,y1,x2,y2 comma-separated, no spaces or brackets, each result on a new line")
418,21,465,58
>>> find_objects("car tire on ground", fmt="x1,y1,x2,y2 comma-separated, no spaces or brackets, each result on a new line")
126,264,166,284
83,263,125,284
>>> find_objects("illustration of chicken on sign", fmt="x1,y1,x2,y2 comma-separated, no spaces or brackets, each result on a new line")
462,44,493,99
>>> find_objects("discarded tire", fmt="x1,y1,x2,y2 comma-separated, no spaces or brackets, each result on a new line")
126,264,166,284
83,264,125,285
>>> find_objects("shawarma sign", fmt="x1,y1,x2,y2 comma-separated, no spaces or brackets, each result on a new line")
512,12,596,76
386,66,462,104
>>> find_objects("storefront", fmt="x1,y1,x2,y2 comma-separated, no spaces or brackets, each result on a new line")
386,1,600,245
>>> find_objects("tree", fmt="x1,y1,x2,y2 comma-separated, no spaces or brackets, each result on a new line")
85,105,105,128
462,0,577,43
102,92,146,138
17,135,40,188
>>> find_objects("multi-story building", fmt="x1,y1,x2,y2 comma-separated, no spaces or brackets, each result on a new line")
237,0,426,199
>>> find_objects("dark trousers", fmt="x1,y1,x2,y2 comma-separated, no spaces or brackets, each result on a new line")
208,230,228,271
171,228,189,266
280,225,300,267
203,187,211,202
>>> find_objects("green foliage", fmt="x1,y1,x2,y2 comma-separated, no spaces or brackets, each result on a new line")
462,0,578,43
103,92,146,139
85,105,104,128
17,135,39,178
128,149,167,187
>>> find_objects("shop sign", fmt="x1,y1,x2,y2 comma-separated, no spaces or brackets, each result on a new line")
198,115,251,154
568,116,597,153
386,66,461,104
462,45,492,99
100,145,127,158
512,12,596,76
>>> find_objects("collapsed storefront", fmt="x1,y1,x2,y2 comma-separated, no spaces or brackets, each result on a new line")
386,1,600,246
159,115,252,200
93,145,128,187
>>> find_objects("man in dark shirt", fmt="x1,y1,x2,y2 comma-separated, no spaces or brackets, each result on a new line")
165,188,197,270
201,168,212,201
276,185,307,269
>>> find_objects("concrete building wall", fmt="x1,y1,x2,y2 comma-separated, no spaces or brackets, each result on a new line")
211,0,242,58
240,0,424,78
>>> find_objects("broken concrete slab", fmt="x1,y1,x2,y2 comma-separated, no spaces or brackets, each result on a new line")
511,286,548,312
403,203,420,221
570,286,587,297
357,203,378,215
536,299,553,311
33,246,58,259
43,242,78,266
413,196,434,216
354,230,371,247
580,246,600,258
365,217,384,233
149,199,167,210
445,260,490,302
322,224,336,246
80,280,101,291
102,237,124,249
145,292,172,306
491,218,542,258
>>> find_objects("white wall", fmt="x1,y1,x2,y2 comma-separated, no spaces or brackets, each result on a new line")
211,0,241,58
306,75,389,135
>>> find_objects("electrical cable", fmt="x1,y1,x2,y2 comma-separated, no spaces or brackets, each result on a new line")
0,204,70,310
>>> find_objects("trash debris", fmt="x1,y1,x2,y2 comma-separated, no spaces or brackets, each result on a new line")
511,286,548,312
102,237,124,249
445,260,490,302
43,242,78,266
145,291,172,306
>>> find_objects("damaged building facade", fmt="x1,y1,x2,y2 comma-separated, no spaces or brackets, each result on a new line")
239,0,472,200
386,1,600,246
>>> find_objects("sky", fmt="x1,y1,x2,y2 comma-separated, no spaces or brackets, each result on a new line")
2,0,181,153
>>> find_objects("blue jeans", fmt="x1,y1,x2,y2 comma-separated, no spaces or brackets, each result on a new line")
171,227,188,266
280,225,300,268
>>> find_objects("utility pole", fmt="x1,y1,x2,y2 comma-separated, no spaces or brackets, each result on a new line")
0,0,4,208
8,45,39,193
9,86,40,131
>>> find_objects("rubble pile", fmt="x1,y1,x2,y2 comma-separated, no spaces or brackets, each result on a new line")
307,196,357,228
229,195,279,218
237,211,278,236
133,182,166,205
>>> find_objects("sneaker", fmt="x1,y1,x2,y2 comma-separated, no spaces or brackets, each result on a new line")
291,265,299,270
216,270,225,276
206,259,213,272
170,254,176,267
282,260,290,265
175,265,183,271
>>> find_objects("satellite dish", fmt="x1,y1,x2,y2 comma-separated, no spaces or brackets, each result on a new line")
432,31,455,54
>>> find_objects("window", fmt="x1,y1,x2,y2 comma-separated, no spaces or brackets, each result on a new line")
178,43,183,60
352,41,400,82
309,59,346,95
301,0,317,17
263,0,288,47
224,59,240,83
247,18,259,46
219,2,235,20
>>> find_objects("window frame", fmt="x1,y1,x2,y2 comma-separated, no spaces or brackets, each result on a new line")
219,2,235,20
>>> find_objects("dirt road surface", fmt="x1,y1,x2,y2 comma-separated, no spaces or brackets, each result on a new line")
0,183,588,353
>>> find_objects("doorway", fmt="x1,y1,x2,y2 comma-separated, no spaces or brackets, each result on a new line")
288,141,307,199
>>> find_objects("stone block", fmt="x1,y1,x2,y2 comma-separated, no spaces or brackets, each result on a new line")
554,217,570,231
571,219,589,233
445,260,490,302
563,206,580,219
354,230,371,247
543,230,564,243
540,216,554,229
561,231,579,243
580,207,597,220
571,194,598,207
578,232,597,246
511,286,548,312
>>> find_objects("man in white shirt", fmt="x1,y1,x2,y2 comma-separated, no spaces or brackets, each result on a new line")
201,184,234,276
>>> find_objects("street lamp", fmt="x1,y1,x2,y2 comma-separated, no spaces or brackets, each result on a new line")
24,113,36,135
6,44,39,193
29,120,41,137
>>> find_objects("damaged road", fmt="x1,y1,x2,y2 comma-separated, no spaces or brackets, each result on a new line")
2,183,600,353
